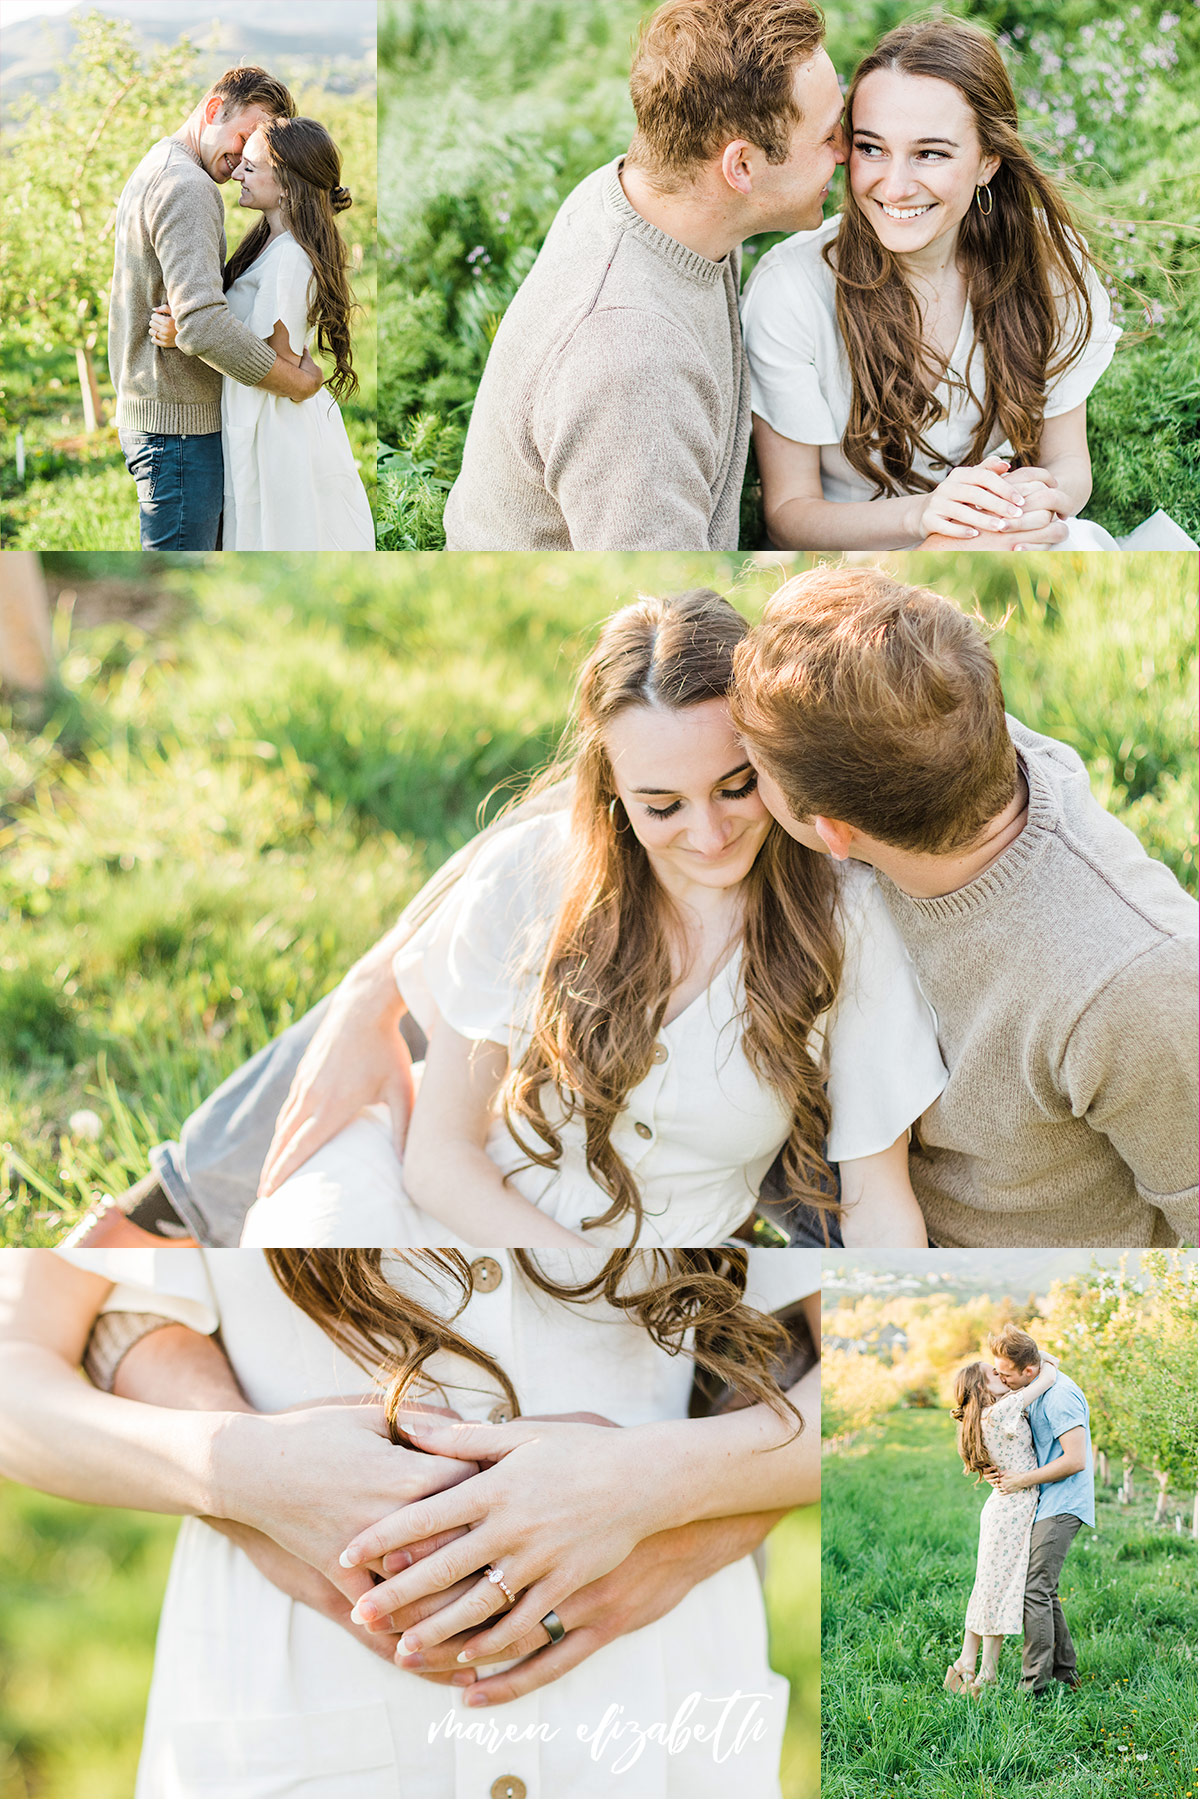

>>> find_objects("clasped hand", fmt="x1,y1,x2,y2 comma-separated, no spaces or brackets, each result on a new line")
339,1410,670,1671
920,456,1073,546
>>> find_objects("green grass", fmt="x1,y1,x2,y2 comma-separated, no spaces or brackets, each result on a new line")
0,1483,179,1800
821,1410,1198,1799
1,549,1194,1245
767,1505,822,1800
378,0,1200,549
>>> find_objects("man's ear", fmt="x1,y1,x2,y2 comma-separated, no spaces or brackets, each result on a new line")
719,139,755,197
203,94,224,126
812,815,855,861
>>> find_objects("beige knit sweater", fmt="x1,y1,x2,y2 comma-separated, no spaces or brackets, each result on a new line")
443,159,749,551
109,138,276,435
878,720,1199,1247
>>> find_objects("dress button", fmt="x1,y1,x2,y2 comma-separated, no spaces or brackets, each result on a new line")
470,1256,503,1293
488,1402,513,1423
490,1781,526,1800
634,1120,653,1140
651,1043,668,1065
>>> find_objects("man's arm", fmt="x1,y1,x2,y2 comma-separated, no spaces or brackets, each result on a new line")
147,177,321,400
538,310,724,551
1061,935,1199,1243
993,1424,1089,1494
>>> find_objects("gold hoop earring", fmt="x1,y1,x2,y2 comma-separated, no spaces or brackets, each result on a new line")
975,183,994,216
608,795,627,832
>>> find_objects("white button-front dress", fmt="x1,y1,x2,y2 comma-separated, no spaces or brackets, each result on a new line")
241,813,948,1249
963,1388,1040,1636
221,231,374,550
741,216,1196,551
56,1244,819,1799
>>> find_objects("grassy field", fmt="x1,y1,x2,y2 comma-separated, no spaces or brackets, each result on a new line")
377,0,1200,549
0,1477,815,1800
0,1482,178,1800
2,549,1195,1243
822,1409,1198,1799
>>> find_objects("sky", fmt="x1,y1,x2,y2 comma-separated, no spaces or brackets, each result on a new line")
0,0,77,24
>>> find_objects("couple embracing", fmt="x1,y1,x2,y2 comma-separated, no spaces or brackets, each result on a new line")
72,564,1197,1257
110,65,372,550
950,1324,1093,1699
446,0,1195,553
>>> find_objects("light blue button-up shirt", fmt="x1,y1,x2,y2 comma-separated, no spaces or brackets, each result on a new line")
1027,1371,1095,1525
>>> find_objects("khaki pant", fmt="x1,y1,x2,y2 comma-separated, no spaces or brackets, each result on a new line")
1021,1512,1084,1690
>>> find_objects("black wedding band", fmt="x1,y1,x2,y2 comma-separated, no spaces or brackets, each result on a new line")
540,1609,566,1645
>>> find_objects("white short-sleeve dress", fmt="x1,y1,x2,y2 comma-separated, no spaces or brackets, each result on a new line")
56,1243,821,1799
242,813,948,1249
221,231,374,550
740,216,1196,551
963,1389,1040,1636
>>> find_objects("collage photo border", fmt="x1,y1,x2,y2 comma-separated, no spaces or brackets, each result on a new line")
0,4,1198,1800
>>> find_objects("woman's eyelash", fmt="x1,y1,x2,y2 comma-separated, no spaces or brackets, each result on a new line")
643,774,758,819
853,143,949,160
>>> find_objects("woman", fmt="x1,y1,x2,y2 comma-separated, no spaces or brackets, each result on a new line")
242,589,947,1252
3,1243,820,1798
742,19,1192,552
947,1352,1059,1695
151,116,373,550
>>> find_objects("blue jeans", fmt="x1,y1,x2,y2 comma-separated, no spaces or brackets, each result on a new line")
119,430,223,550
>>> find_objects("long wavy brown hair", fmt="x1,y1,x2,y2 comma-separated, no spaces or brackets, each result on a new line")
265,1248,800,1431
224,116,359,401
500,589,843,1242
952,1360,999,1482
830,17,1096,496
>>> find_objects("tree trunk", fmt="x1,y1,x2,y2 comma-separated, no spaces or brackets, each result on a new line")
1152,1468,1170,1527
0,552,54,693
1119,1455,1135,1504
1097,1449,1110,1487
75,335,105,432
1193,1490,1198,1539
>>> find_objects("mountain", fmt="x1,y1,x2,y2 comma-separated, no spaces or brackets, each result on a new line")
1,2,376,106
821,1247,1191,1302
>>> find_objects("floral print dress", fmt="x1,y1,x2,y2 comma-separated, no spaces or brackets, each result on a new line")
964,1389,1040,1635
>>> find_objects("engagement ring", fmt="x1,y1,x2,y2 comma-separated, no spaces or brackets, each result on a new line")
486,1565,515,1604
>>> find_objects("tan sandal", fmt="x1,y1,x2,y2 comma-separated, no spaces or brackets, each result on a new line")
968,1671,998,1698
944,1662,973,1693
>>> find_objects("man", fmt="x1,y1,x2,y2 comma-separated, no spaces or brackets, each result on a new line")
732,564,1199,1247
110,66,324,550
443,0,844,551
985,1323,1093,1695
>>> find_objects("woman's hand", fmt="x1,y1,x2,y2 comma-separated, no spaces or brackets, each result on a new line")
917,456,1028,540
394,1511,784,1707
148,304,178,349
211,1401,479,1589
258,972,415,1197
337,1414,671,1666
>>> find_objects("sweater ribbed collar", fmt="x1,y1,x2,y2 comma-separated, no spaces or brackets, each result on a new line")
874,742,1057,924
602,159,730,285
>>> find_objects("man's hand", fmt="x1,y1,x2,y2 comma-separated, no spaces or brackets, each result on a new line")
149,304,178,348
393,1511,785,1706
258,978,415,1197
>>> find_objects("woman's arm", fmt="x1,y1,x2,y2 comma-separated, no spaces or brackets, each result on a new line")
0,1252,478,1585
336,1360,821,1662
1019,403,1093,518
401,1012,586,1248
1014,1353,1059,1409
837,1132,928,1248
754,417,1029,550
